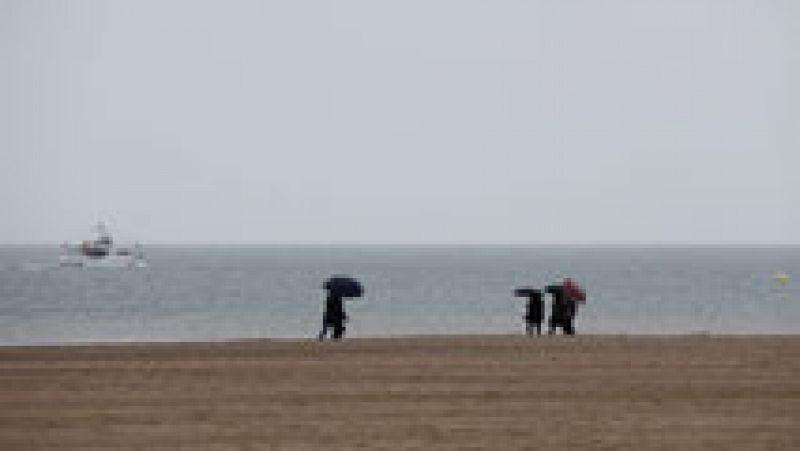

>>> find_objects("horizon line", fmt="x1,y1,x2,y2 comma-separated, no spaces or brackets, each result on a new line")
2,241,800,248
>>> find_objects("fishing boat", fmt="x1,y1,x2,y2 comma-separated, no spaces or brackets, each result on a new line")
59,222,147,268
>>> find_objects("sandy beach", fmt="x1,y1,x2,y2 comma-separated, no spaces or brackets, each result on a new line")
0,335,797,449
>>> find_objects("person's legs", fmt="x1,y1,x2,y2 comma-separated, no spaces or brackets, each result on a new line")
332,320,345,340
550,309,564,334
563,316,574,335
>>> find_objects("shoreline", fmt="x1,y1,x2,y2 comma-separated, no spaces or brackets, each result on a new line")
1,334,798,448
1,332,798,348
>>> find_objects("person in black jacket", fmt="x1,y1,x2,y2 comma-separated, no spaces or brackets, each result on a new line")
318,291,347,341
524,289,544,336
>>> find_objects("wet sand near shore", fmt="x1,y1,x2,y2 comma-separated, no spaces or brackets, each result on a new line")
0,335,798,449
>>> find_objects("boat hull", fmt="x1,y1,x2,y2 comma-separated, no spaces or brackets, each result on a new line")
59,255,147,269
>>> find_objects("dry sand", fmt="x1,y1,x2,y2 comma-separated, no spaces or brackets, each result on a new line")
0,335,798,449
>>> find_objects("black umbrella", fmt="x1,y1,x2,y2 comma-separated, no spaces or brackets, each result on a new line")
514,287,541,298
323,275,364,298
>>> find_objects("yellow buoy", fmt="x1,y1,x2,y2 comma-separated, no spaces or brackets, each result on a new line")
773,272,790,284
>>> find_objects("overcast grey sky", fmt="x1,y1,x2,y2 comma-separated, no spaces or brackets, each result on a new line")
2,0,798,244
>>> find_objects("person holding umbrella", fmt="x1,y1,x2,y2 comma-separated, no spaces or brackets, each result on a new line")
514,287,544,336
318,275,363,341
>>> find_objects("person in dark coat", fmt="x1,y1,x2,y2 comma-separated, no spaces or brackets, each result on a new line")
318,291,347,340
524,289,544,336
546,284,575,335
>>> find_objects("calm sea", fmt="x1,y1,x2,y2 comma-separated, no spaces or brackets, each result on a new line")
0,246,798,344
